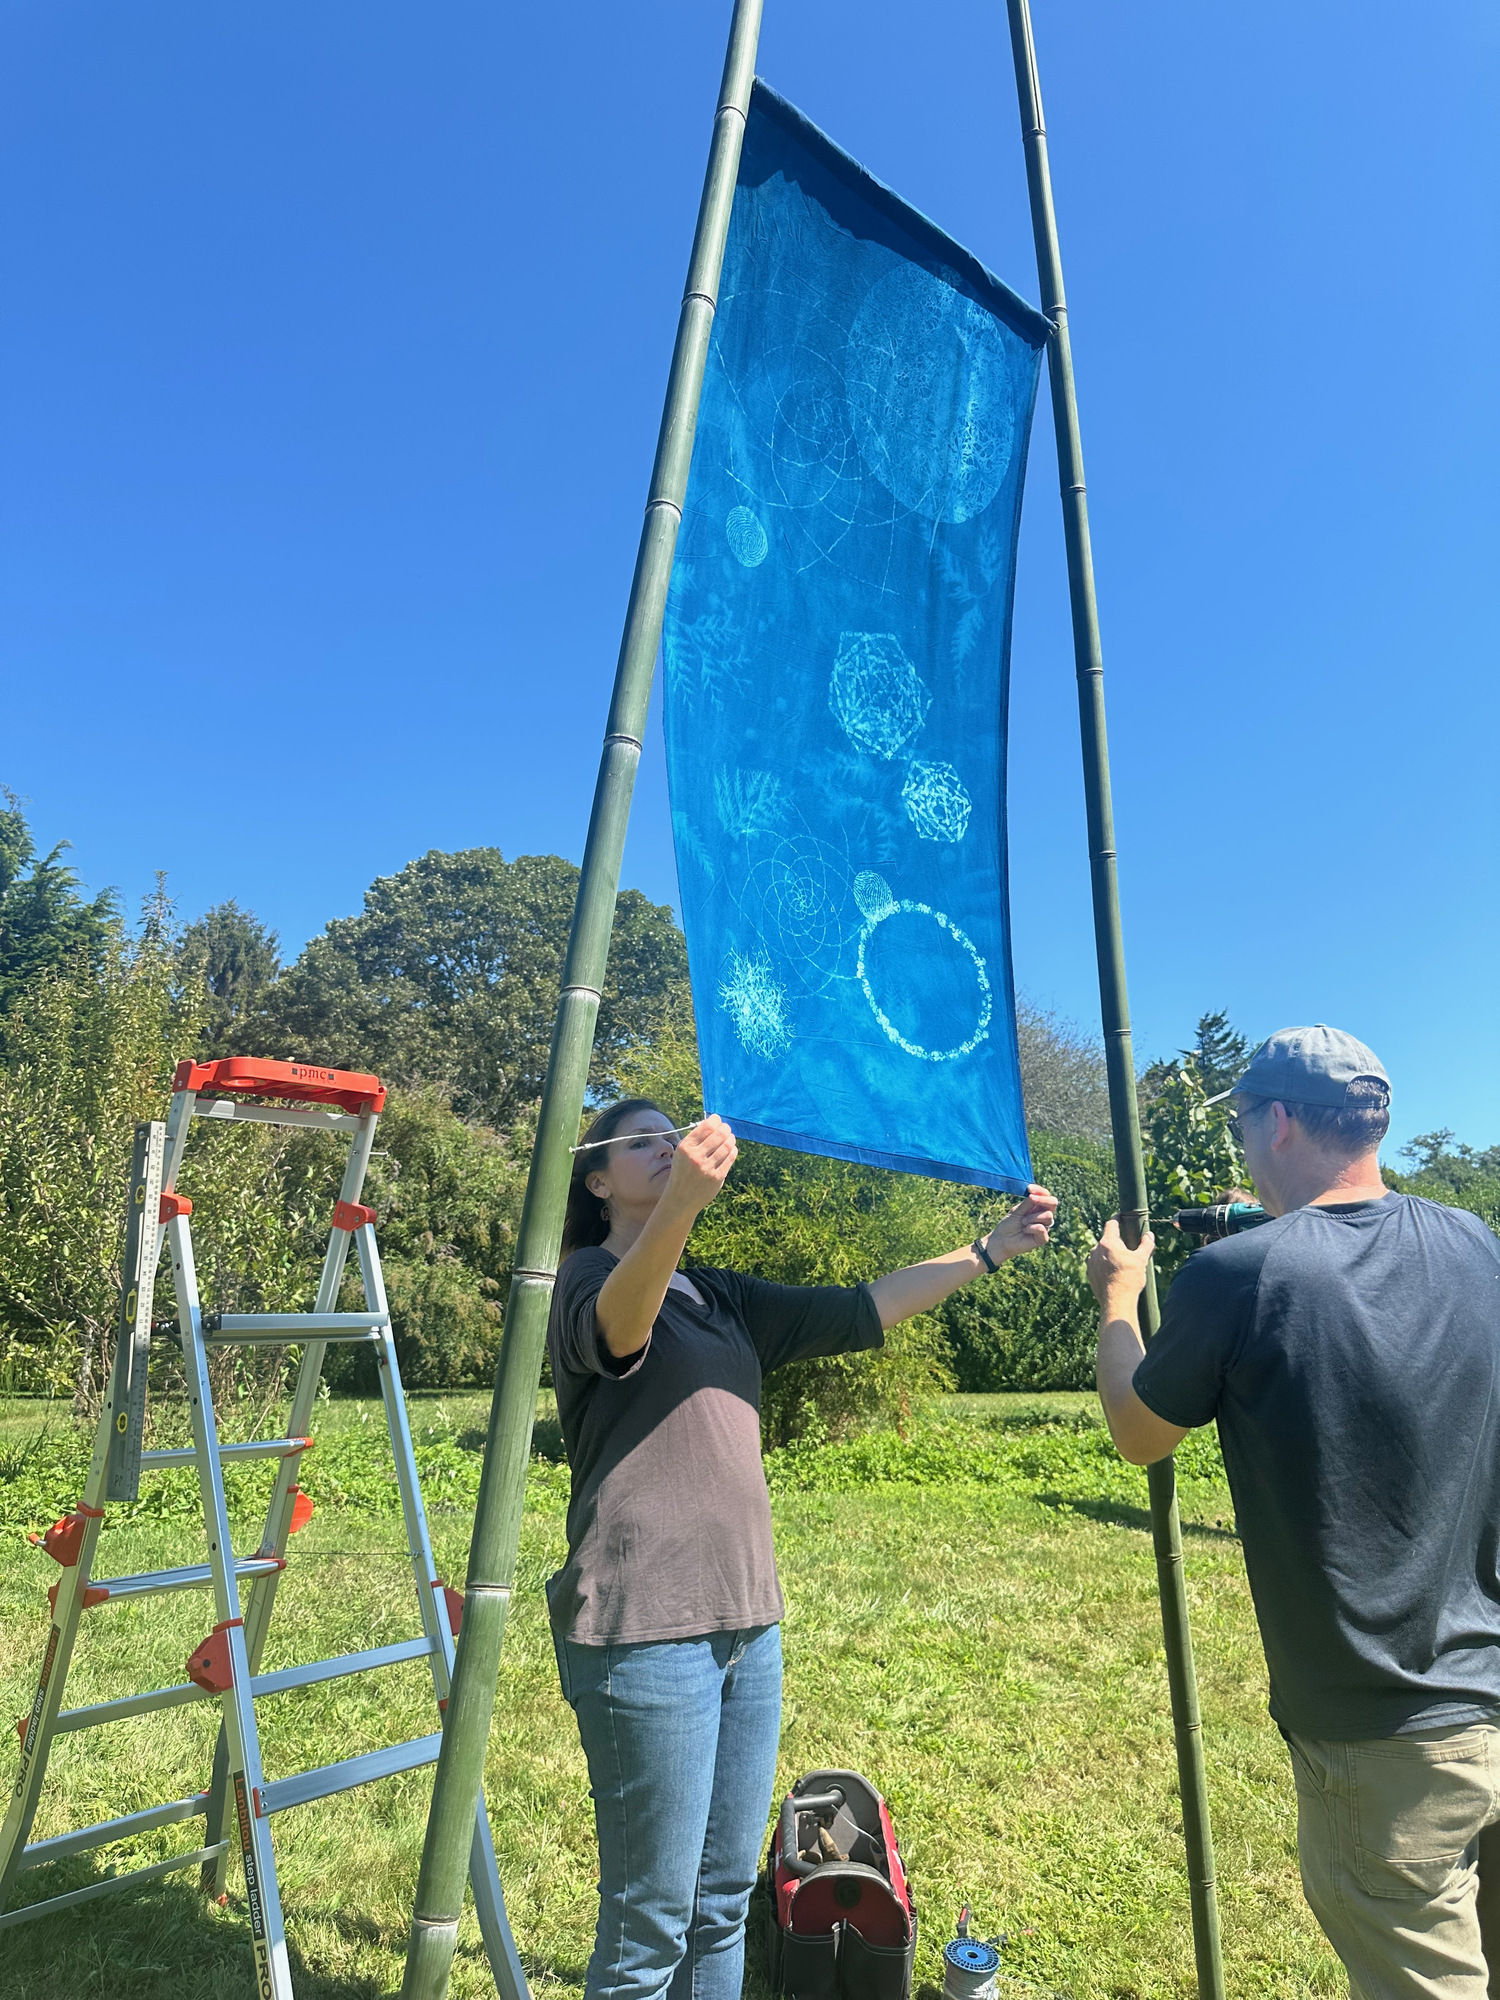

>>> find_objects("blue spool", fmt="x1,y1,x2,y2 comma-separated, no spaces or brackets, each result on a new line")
944,1939,1001,1977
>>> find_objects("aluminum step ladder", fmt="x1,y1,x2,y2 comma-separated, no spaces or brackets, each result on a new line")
0,1056,528,2000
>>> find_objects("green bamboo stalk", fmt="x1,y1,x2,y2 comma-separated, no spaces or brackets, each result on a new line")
399,7,764,1996
1001,3,1226,1994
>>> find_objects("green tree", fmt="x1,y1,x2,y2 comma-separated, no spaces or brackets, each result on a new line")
1185,1009,1253,1098
257,849,688,1125
0,791,117,1024
1388,1131,1500,1234
322,1089,529,1391
0,891,324,1412
1143,1059,1251,1289
178,900,281,1054
1016,998,1110,1140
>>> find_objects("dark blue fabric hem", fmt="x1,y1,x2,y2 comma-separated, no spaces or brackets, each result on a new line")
747,79,1054,350
722,1118,1032,1195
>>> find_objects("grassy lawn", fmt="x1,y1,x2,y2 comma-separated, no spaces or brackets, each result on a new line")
0,1391,1340,1998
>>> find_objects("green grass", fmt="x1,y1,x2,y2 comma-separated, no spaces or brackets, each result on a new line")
0,1392,1340,1998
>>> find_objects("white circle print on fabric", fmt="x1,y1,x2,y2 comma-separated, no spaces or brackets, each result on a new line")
846,265,1017,524
853,871,992,1062
725,506,769,567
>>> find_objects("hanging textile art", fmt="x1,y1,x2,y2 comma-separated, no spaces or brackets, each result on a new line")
662,83,1050,1190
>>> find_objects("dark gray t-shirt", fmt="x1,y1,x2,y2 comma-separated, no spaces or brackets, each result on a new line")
1134,1193,1500,1740
546,1248,883,1646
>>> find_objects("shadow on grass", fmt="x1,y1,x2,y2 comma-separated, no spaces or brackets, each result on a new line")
0,1862,591,1999
1033,1493,1241,1542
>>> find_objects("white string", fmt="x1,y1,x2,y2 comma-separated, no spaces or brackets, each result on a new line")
568,1124,698,1155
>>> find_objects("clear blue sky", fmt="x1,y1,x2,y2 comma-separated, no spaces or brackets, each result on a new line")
3,2,1495,1157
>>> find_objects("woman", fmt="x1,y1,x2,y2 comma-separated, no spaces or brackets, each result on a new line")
548,1098,1057,2000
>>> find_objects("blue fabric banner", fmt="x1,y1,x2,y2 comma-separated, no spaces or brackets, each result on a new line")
662,84,1050,1192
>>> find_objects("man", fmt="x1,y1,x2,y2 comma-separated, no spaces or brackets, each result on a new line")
1088,1025,1500,1999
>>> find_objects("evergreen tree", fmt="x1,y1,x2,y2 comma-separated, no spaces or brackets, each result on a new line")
179,900,282,1053
1183,1009,1252,1098
0,791,117,1020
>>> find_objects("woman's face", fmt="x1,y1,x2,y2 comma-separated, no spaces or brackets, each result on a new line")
586,1110,680,1221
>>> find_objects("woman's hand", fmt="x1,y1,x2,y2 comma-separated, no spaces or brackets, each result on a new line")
983,1184,1059,1263
660,1116,738,1219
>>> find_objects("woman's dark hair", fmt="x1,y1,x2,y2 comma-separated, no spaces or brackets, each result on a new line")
560,1098,672,1258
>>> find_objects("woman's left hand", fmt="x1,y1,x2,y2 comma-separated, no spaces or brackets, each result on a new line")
984,1185,1059,1263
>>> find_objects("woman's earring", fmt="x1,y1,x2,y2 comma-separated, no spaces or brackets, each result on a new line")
600,1201,611,1225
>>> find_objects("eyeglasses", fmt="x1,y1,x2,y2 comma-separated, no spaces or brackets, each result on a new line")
1226,1104,1261,1146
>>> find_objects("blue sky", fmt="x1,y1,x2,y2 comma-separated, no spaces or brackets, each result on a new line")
3,2,1495,1156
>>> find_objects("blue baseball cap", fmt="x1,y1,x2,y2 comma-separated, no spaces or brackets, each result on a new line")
1206,1024,1390,1110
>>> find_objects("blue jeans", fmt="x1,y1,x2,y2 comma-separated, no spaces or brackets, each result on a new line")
555,1625,783,2000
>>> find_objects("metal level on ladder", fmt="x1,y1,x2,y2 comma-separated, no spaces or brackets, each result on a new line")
0,1056,529,2000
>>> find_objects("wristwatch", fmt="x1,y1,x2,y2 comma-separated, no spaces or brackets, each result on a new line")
972,1234,999,1274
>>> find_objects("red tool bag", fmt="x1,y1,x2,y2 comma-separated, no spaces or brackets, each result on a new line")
761,1769,917,2000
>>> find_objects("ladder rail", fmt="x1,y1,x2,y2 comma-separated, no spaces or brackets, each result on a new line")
171,1204,295,1997
0,1115,166,1902
201,1104,381,1892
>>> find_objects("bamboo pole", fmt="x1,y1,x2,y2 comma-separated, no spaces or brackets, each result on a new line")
1001,3,1226,1995
399,6,764,1996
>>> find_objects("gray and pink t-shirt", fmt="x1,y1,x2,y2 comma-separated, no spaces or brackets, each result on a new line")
546,1248,882,1647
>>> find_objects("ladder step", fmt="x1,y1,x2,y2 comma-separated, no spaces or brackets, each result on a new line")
252,1635,438,1697
0,1845,229,1930
140,1435,313,1469
88,1554,284,1601
256,1731,442,1816
20,1791,210,1869
203,1311,389,1340
53,1636,439,1734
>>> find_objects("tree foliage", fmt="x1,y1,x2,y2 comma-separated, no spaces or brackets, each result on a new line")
0,792,117,1024
255,849,689,1127
1142,1058,1252,1290
1388,1131,1500,1233
1015,998,1111,1141
0,892,324,1413
178,900,281,1054
324,1090,529,1391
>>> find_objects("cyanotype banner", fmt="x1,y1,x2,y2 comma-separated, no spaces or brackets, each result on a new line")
662,84,1049,1191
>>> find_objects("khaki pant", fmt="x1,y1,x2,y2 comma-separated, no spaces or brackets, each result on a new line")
1288,1723,1500,1998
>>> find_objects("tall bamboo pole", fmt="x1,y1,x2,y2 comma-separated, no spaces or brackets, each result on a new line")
1002,3,1226,1995
399,6,763,1996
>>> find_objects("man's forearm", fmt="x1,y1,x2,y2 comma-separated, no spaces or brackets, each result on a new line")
1094,1288,1189,1465
1096,1291,1148,1425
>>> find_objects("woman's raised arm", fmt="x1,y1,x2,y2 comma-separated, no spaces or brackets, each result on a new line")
866,1186,1058,1331
594,1118,737,1357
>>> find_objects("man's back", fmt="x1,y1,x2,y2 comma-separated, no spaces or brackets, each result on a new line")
1135,1192,1500,1738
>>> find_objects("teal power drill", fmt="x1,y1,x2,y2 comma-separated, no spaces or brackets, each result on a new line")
1171,1201,1270,1242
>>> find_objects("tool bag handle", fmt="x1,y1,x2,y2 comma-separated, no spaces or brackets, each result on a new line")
778,1786,846,1879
